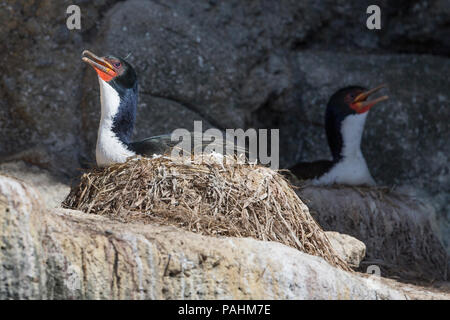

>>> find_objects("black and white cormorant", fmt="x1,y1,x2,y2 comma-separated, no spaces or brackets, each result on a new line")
290,85,388,186
82,50,239,167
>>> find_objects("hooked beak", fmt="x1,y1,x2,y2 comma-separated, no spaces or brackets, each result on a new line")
351,84,389,113
82,50,117,81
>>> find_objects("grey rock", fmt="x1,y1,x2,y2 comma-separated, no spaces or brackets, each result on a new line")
0,160,70,209
0,0,122,176
325,231,366,268
3,174,450,300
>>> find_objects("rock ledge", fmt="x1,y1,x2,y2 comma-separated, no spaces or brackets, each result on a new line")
0,175,448,299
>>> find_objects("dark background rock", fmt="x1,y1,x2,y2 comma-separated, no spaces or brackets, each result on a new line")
0,1,449,250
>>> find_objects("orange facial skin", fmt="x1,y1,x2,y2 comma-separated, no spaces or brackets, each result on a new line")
349,84,389,114
82,50,119,82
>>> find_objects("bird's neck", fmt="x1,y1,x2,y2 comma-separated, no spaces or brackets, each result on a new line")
338,112,367,161
317,112,375,186
326,112,368,162
96,78,137,166
98,78,138,143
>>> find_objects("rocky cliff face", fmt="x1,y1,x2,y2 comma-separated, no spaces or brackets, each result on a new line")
1,174,449,300
0,1,448,247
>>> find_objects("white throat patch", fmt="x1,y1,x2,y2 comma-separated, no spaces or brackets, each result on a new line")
313,112,375,186
96,78,135,167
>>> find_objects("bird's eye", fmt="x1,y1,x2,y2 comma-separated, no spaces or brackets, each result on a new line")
113,62,121,68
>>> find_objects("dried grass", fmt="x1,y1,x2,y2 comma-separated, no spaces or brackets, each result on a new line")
63,155,350,271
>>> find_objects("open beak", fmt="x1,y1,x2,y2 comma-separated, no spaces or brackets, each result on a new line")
82,50,117,81
352,84,389,113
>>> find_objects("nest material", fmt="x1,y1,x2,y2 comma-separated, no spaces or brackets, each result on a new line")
63,156,350,271
296,183,449,283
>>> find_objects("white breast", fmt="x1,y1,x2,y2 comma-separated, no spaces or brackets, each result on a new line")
313,113,376,186
96,78,135,167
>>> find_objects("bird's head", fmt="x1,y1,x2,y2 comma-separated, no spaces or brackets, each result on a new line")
325,85,388,162
82,50,137,90
329,84,389,115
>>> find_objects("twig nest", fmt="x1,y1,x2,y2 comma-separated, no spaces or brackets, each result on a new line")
63,155,350,271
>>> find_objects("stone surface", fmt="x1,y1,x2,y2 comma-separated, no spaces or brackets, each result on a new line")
0,160,70,209
299,185,449,282
0,0,129,177
0,174,46,299
0,0,448,287
2,174,450,300
325,231,366,268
